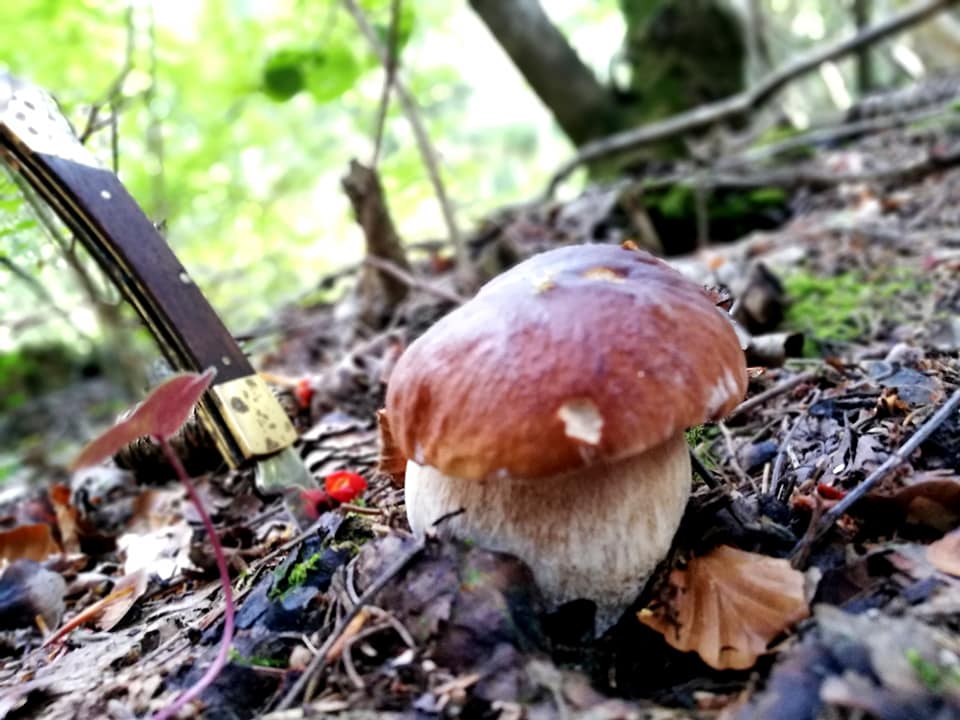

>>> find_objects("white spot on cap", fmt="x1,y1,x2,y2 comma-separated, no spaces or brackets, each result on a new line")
705,369,741,419
557,399,603,445
582,266,625,282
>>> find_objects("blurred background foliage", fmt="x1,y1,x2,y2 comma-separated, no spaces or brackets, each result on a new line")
0,0,957,436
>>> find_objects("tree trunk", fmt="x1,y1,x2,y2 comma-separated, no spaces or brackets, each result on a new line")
468,0,622,146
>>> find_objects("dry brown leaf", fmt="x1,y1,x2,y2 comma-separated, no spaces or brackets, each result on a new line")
927,528,960,576
638,545,810,670
892,476,960,532
0,523,62,564
48,483,81,555
43,568,149,646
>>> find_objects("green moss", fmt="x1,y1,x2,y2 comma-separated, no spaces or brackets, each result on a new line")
906,648,960,693
783,270,925,356
228,649,287,668
287,552,323,589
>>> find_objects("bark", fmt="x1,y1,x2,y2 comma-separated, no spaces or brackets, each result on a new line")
341,159,412,327
468,0,621,146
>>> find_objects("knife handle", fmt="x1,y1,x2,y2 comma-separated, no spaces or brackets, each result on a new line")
0,77,297,466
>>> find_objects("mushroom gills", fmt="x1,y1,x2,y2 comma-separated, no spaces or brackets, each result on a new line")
403,432,691,632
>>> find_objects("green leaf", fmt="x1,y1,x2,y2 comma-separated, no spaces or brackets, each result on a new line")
303,43,367,103
262,48,309,101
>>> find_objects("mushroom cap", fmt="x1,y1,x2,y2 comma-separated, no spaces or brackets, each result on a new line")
385,244,747,481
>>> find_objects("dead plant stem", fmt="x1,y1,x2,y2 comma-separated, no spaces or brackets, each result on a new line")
363,255,466,305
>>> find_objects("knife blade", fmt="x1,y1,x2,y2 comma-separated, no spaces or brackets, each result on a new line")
0,74,318,526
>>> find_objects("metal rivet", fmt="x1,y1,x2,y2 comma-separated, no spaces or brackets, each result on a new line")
100,190,111,200
222,357,232,366
178,272,191,284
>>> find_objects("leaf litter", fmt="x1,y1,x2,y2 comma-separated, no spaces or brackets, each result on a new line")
2,106,960,719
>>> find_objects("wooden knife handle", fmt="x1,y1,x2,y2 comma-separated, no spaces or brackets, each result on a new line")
0,75,298,465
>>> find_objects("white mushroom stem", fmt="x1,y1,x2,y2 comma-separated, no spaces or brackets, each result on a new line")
404,433,691,631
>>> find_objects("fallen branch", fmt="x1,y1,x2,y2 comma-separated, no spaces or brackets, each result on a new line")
363,255,466,305
728,370,819,422
546,0,960,195
791,386,960,561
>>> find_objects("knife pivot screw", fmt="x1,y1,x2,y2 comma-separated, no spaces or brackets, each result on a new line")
99,189,111,199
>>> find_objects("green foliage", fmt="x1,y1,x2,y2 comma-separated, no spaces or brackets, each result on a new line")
0,343,90,412
262,43,370,103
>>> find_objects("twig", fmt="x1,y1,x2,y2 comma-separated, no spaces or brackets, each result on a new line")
718,421,756,493
728,370,818,421
363,255,466,305
770,413,805,499
79,2,137,145
274,535,426,711
546,0,959,194
791,387,960,561
688,448,719,489
341,0,470,283
717,102,956,172
371,0,401,167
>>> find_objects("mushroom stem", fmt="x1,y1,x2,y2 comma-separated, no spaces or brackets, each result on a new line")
404,433,691,631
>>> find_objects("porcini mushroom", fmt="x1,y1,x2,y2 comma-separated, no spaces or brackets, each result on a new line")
383,244,747,629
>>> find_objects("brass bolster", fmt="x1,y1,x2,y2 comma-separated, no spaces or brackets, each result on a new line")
206,375,299,466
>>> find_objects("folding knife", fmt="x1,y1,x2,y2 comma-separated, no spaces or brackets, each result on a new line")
0,74,317,523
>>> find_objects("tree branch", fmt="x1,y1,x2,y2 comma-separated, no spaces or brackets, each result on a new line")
546,0,960,195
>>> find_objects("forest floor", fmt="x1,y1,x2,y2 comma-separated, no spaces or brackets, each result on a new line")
2,107,960,720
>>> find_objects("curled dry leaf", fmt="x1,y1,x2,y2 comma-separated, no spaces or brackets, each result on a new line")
48,483,81,555
638,545,810,670
927,527,960,576
44,569,149,647
0,523,62,564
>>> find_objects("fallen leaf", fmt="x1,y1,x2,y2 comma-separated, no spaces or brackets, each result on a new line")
0,523,62,564
44,569,149,646
94,569,150,630
891,476,960,532
48,483,81,555
638,545,810,670
927,528,960,576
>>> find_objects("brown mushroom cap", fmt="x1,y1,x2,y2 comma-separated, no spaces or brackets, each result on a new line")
385,244,747,481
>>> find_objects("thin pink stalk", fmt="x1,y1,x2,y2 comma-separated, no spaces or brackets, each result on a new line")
152,438,235,720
